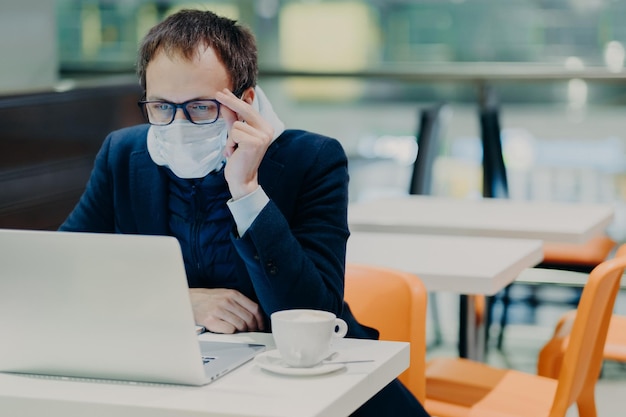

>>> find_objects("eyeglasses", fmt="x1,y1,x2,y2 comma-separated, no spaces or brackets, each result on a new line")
137,99,221,126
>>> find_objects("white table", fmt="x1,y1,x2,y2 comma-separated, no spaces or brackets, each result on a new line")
347,195,614,359
347,232,543,295
348,195,615,244
0,332,409,417
347,232,543,361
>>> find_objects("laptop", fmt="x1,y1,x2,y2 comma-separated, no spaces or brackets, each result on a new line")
0,228,265,386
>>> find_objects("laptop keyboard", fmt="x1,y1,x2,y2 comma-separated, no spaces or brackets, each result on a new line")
202,356,216,365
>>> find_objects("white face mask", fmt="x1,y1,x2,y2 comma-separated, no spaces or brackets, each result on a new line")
147,119,228,178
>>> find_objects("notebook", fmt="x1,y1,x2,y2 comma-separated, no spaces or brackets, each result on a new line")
0,228,265,386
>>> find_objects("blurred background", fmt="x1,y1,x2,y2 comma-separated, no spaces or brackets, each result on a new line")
5,0,625,233
1,3,626,413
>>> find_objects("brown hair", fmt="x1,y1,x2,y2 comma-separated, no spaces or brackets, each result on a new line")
137,9,258,95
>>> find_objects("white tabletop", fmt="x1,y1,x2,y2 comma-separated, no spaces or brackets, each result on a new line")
0,333,409,417
347,232,544,295
348,195,614,244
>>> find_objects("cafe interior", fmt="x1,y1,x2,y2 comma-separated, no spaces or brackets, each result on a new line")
2,0,626,416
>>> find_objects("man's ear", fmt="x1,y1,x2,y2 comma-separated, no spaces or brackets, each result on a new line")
240,87,255,105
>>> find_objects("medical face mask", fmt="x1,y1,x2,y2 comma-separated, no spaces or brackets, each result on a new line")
147,119,228,179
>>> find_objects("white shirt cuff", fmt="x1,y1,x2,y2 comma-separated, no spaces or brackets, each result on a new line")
227,186,269,237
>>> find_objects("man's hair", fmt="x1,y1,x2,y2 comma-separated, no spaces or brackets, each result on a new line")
137,9,258,95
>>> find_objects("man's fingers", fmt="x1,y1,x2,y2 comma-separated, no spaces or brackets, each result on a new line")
214,309,251,332
201,317,237,334
227,291,265,331
198,306,256,334
189,288,264,333
232,292,265,331
215,89,265,128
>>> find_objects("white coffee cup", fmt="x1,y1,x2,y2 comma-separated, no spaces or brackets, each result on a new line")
271,309,348,368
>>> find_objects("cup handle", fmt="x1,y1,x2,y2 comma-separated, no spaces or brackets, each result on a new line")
333,318,348,338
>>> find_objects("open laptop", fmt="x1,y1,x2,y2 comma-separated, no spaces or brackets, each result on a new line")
0,228,265,385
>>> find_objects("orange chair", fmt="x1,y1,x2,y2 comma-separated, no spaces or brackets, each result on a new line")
537,243,626,379
423,245,626,417
344,263,428,402
602,315,626,363
539,312,626,380
541,235,617,270
495,235,616,349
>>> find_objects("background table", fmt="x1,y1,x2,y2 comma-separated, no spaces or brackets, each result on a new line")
348,195,614,244
348,195,614,359
347,232,543,361
0,333,409,417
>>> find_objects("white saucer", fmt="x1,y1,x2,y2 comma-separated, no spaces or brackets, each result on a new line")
254,350,345,376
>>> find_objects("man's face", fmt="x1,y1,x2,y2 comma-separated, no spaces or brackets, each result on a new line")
145,46,239,127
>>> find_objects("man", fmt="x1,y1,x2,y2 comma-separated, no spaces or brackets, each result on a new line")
60,9,429,416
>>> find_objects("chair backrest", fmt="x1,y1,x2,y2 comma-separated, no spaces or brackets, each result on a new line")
550,244,626,416
344,263,428,402
477,85,508,200
409,104,446,196
479,104,509,199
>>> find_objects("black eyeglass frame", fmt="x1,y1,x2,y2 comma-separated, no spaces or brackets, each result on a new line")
137,98,222,126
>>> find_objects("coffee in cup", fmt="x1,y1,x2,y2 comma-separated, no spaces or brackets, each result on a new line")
271,309,348,368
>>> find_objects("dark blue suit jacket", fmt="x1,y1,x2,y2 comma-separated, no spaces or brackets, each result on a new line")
60,124,377,339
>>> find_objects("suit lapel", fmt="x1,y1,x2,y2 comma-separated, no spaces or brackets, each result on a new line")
259,140,285,194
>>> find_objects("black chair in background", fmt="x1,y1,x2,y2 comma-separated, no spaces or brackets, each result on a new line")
479,99,509,201
410,102,504,357
409,94,507,358
409,103,447,348
410,105,445,196
456,89,510,358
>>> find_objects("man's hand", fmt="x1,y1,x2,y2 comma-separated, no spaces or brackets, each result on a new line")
215,88,274,200
189,288,265,334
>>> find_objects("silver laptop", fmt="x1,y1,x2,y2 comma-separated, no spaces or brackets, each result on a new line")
0,228,265,385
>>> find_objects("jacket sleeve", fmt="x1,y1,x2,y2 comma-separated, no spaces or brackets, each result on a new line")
231,135,350,320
